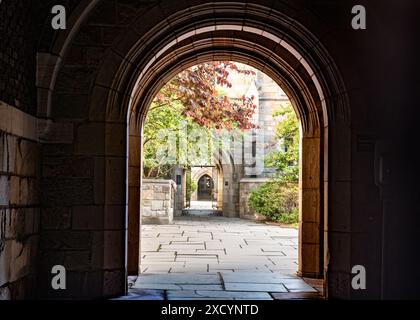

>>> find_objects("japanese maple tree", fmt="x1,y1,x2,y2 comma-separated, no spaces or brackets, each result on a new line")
153,61,258,131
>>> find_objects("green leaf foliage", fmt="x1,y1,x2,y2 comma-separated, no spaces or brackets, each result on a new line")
248,180,299,224
265,102,299,182
249,102,300,225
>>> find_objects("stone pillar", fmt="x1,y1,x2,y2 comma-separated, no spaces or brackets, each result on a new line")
216,166,224,210
172,166,184,216
298,135,323,278
127,116,141,275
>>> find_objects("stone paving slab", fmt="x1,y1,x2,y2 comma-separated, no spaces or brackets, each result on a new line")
220,272,297,282
209,266,266,272
271,292,324,300
138,284,224,291
141,261,186,266
282,281,319,292
170,298,236,300
142,267,173,273
224,283,288,293
135,273,221,284
170,267,209,273
268,269,300,274
166,290,273,300
208,263,270,270
113,289,165,300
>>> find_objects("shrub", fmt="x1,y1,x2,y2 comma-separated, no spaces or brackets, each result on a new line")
248,180,299,224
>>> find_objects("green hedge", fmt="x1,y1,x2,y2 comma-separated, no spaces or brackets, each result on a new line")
248,180,299,224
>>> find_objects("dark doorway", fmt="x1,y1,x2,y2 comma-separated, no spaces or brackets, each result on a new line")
197,175,214,201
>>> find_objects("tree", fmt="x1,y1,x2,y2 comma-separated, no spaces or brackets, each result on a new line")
143,99,187,178
143,62,258,178
248,102,300,225
265,102,299,182
154,62,257,131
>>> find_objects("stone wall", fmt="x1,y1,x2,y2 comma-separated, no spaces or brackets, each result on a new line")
141,180,176,225
239,178,270,221
0,2,43,299
0,101,40,299
0,0,39,116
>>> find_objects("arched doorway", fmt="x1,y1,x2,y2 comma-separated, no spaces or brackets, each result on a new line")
197,175,214,201
41,0,350,299
120,11,344,280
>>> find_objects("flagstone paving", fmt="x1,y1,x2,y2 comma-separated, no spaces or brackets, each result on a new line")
119,216,323,300
141,216,299,274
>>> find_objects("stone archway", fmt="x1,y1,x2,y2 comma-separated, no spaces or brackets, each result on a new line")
191,168,214,202
197,175,214,201
39,1,350,299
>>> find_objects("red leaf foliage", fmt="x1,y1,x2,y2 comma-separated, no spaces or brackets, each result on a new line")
154,62,258,131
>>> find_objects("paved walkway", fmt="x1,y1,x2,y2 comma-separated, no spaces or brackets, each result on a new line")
120,216,322,300
141,216,298,274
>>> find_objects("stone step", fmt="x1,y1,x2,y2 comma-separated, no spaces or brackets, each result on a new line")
182,209,223,217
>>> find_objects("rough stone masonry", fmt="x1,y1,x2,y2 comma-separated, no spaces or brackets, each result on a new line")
0,0,419,301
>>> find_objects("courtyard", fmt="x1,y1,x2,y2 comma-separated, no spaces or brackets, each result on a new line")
121,215,323,300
